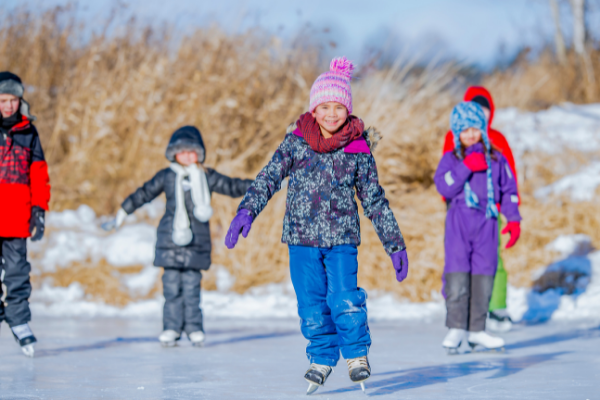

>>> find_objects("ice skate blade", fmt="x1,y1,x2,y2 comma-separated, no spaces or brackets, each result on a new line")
191,341,205,348
306,382,320,395
21,344,35,358
360,382,366,392
468,343,505,353
160,341,177,348
444,346,459,355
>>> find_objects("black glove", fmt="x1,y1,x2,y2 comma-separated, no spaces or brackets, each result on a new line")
29,206,45,242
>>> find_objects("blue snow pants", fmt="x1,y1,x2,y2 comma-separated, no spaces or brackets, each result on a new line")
289,245,371,367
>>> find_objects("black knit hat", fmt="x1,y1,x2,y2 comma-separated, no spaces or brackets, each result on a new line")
165,126,206,163
0,71,24,98
470,95,491,111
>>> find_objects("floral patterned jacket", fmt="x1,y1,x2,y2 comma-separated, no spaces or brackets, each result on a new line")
238,125,405,255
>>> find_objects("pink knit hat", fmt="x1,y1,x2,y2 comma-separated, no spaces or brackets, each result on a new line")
309,57,354,114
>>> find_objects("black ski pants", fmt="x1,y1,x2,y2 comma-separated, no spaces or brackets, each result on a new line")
162,268,203,335
445,272,494,332
0,238,32,327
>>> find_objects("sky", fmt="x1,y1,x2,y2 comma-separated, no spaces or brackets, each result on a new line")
3,0,594,69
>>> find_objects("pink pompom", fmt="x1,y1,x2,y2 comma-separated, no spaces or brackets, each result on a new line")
329,57,354,79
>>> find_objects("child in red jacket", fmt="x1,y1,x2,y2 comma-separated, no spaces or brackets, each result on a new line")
442,87,519,332
0,72,51,357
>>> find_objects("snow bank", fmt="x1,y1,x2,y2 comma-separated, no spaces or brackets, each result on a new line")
534,162,600,201
495,103,600,159
508,234,600,324
495,103,600,202
31,273,446,321
28,210,600,323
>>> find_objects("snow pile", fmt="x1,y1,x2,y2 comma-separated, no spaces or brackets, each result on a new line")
495,103,600,159
509,234,600,324
31,204,159,273
534,162,600,201
28,209,600,323
495,104,600,202
31,266,446,320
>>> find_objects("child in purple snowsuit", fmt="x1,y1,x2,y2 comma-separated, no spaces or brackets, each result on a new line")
434,101,521,352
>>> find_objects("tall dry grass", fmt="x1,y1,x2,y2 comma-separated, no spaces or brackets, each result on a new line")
3,7,600,304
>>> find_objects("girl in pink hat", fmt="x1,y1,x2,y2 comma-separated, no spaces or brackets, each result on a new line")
225,57,409,394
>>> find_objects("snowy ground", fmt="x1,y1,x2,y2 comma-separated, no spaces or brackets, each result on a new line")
0,317,598,399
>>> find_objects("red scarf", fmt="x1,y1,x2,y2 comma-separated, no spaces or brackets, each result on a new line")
296,112,364,153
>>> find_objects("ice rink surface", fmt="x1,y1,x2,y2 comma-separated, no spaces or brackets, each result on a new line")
0,317,599,399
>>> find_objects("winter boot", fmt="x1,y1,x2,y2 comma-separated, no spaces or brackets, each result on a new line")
487,309,513,333
11,323,36,358
159,329,181,347
347,356,370,392
468,331,505,351
304,363,332,395
188,331,205,347
442,328,466,354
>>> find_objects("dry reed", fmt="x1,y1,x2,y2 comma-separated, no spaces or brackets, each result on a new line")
2,7,599,304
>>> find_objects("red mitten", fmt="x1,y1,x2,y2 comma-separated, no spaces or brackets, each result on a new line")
502,221,521,249
463,152,488,172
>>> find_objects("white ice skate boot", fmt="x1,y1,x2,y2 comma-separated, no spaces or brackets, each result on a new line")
346,356,371,392
442,328,466,355
158,330,181,347
304,363,332,395
11,323,37,358
188,331,205,347
468,331,505,351
487,309,513,333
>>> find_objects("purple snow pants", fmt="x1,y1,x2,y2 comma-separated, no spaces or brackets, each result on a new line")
443,205,497,332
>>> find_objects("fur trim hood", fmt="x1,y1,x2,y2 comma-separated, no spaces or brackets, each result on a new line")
165,126,206,163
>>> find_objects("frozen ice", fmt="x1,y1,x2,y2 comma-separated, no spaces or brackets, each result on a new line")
0,317,598,398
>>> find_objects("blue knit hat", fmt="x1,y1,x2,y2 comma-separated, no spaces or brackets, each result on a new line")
449,101,498,219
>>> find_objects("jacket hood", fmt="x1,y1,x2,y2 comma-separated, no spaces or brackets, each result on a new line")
463,86,495,128
165,126,206,163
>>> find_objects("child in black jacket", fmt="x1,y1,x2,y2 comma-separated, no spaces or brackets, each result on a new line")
114,126,252,346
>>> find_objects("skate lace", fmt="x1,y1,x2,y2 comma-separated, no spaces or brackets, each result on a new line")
309,363,331,375
346,356,368,370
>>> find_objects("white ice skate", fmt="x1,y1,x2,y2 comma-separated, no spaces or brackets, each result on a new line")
158,330,181,347
442,328,466,355
468,331,505,352
304,363,332,395
188,331,205,347
487,309,513,333
346,356,370,392
11,323,37,358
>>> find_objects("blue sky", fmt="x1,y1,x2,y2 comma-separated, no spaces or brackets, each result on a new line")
3,0,591,69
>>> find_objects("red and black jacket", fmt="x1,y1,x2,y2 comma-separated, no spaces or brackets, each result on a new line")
0,116,50,238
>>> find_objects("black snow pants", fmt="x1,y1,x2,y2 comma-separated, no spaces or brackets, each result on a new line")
0,238,32,327
445,273,494,332
162,268,203,335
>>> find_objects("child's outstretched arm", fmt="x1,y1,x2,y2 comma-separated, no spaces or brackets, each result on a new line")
433,152,473,199
225,134,294,249
206,169,253,198
355,154,406,251
118,169,167,227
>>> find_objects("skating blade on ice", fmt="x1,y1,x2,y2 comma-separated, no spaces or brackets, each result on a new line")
304,363,332,395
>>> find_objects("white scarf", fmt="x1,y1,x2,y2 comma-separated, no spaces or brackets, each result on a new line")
169,163,214,246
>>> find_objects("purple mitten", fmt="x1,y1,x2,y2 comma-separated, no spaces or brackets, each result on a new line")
391,249,409,282
225,209,253,249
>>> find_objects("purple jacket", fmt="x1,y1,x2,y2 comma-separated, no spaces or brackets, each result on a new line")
434,143,521,222
238,125,405,255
